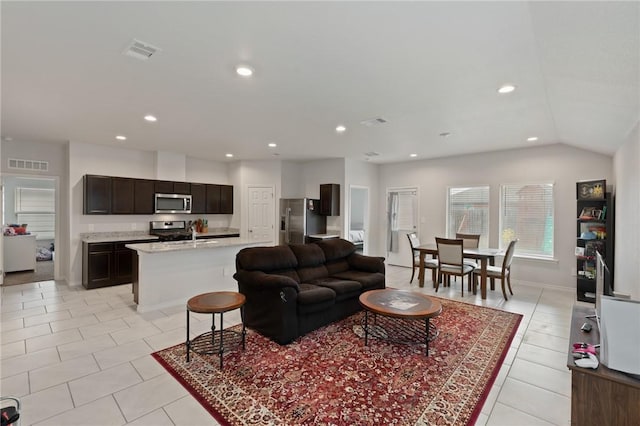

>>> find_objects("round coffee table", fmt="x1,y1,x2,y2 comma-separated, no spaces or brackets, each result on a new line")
186,291,246,369
359,289,442,356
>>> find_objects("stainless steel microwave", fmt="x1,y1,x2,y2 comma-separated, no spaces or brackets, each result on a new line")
155,193,192,214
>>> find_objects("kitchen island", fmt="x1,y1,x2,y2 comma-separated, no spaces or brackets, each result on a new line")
126,237,272,312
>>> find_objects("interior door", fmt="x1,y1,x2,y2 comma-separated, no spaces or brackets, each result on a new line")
248,186,275,243
386,188,418,267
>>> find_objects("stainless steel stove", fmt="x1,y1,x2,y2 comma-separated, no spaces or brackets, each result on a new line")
149,221,192,241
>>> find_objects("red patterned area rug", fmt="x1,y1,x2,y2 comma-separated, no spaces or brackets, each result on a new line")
152,298,521,426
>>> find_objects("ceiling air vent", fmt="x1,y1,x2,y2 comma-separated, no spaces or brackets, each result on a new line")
8,158,49,172
122,39,160,60
364,151,380,157
360,117,388,127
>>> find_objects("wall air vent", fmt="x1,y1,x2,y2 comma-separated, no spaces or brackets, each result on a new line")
360,117,388,127
8,158,49,172
122,39,160,60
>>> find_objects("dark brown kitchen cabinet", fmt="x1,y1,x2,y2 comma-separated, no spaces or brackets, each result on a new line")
155,180,190,194
82,239,154,289
84,175,112,214
206,184,221,213
134,179,155,214
220,185,234,214
320,184,340,216
82,242,114,288
190,183,206,214
111,177,135,214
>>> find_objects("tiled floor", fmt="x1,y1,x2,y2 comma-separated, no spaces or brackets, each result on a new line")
0,266,582,425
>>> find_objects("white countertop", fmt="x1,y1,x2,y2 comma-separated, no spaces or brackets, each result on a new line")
126,237,272,253
81,228,240,243
308,233,340,239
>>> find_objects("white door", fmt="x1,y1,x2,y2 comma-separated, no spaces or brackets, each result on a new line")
386,188,418,266
248,186,275,242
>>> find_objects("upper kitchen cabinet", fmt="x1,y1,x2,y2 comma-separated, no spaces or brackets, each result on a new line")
134,179,155,214
220,185,233,214
111,177,135,214
320,184,340,216
154,180,190,194
84,175,112,214
190,183,207,214
205,184,234,214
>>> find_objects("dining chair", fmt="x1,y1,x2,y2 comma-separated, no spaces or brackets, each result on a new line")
483,239,518,300
456,232,481,290
407,232,438,284
435,237,475,296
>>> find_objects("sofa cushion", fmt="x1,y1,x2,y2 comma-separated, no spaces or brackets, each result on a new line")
236,245,297,273
297,284,336,314
316,238,357,261
309,278,362,302
290,243,330,282
331,271,385,291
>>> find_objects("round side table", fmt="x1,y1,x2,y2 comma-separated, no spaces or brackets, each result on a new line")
186,291,246,369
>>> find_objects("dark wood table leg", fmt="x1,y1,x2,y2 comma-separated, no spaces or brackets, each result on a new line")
364,310,369,346
219,312,224,369
481,258,488,299
425,318,429,356
418,252,426,288
186,309,191,362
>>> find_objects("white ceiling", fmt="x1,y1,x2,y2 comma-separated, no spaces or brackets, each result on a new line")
2,1,638,164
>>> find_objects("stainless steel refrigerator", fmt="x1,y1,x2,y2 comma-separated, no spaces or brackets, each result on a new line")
279,198,327,244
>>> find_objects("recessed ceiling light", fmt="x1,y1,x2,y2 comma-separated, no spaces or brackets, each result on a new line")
497,84,516,94
115,135,127,141
410,153,418,158
268,143,277,148
439,132,451,138
144,115,157,122
225,153,234,158
336,125,346,133
527,136,539,142
236,66,254,77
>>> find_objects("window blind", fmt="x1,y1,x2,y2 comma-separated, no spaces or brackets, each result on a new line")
15,188,55,213
447,186,489,248
500,183,554,258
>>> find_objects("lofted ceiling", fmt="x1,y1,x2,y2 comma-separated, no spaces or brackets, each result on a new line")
1,1,638,164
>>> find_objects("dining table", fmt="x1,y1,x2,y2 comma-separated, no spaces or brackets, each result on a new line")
415,244,505,299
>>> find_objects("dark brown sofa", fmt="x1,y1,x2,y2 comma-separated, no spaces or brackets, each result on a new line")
234,238,385,344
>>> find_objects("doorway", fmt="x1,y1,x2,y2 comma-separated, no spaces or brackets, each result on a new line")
386,188,418,267
348,186,368,254
1,175,57,286
247,185,275,243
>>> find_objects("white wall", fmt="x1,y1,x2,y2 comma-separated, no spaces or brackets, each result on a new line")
281,161,304,198
613,122,640,299
377,143,614,290
299,158,346,235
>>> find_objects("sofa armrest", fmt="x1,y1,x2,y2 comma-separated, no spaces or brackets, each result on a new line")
347,253,385,274
233,270,300,292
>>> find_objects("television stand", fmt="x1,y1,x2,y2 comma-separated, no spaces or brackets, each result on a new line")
567,305,640,425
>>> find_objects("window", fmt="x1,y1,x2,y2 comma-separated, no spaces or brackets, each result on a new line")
500,183,554,258
447,186,489,248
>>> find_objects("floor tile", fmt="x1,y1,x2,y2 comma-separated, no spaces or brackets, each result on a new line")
69,362,143,407
93,340,153,370
45,300,89,313
26,329,82,353
522,330,569,353
0,303,24,314
151,313,187,332
114,373,187,421
0,347,59,378
124,408,174,426
33,395,126,426
130,355,167,381
516,342,569,372
68,302,113,318
1,340,26,359
95,306,138,322
1,323,51,344
526,320,571,339
144,327,186,351
50,315,99,332
164,395,219,426
508,358,571,397
30,353,100,392
487,402,554,425
0,371,30,397
23,310,72,327
19,383,74,426
79,318,129,339
497,378,570,425
22,296,65,309
0,318,25,332
110,323,162,346
1,306,46,321
57,334,118,361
